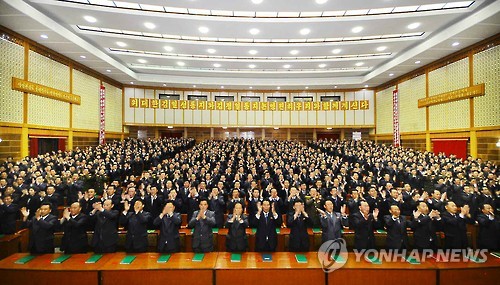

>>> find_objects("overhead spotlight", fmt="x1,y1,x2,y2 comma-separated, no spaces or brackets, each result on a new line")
355,62,364,66
106,69,111,72
198,26,209,33
389,73,394,76
452,42,460,47
248,64,256,68
290,50,299,55
318,64,327,68
138,59,147,63
207,48,216,54
331,48,341,54
177,61,185,66
144,22,156,29
249,50,258,55
274,127,280,130
249,28,260,35
415,60,421,64
351,26,363,33
251,0,263,4
283,64,291,68
40,34,48,39
300,28,311,35
407,22,421,30
376,46,387,52
83,15,97,23
213,63,221,68
80,55,86,59
164,46,174,52
316,0,328,4
116,41,127,47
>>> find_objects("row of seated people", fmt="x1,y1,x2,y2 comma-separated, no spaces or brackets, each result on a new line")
6,194,498,256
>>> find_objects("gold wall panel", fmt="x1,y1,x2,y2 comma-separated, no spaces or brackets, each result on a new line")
0,39,24,123
375,86,395,134
399,75,426,133
428,58,470,131
27,51,69,128
103,82,123,133
72,70,100,130
474,45,500,128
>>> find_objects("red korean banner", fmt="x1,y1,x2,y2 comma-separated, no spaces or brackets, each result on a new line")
392,89,400,147
99,85,106,145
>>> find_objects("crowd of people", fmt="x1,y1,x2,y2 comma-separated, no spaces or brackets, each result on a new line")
0,138,498,254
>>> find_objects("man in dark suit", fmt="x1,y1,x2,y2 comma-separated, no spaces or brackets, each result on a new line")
144,186,163,229
120,200,151,253
60,202,88,253
476,203,499,251
0,195,19,234
21,202,58,254
225,202,249,252
351,201,380,251
441,201,474,249
90,199,119,253
188,198,216,253
254,199,281,252
287,200,311,252
153,201,182,253
208,188,225,228
411,201,441,251
318,200,349,244
384,205,410,250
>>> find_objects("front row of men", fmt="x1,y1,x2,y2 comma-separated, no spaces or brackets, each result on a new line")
20,197,499,254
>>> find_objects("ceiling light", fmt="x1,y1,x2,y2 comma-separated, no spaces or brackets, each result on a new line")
331,48,341,54
40,34,48,39
326,127,332,130
334,86,338,89
351,26,363,33
248,64,256,68
300,28,311,35
193,85,196,88
130,82,134,84
251,0,263,4
207,48,216,54
376,46,387,52
318,64,327,68
274,127,280,130
249,50,258,55
355,62,364,66
164,46,173,52
167,126,173,129
177,61,185,66
116,41,127,47
83,16,97,23
364,85,369,88
80,55,86,59
106,69,111,72
249,86,253,89
222,126,227,129
221,86,224,89
163,84,166,87
283,64,291,68
213,63,221,68
305,86,309,89
199,26,209,33
249,28,260,35
415,60,421,64
277,86,281,90
389,73,394,76
144,22,156,29
316,0,328,4
407,22,421,30
290,50,299,55
138,59,147,64
452,42,460,47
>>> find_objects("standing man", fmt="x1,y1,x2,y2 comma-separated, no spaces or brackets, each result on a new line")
21,202,58,254
384,205,410,250
60,202,88,253
0,195,19,234
254,199,281,252
411,201,441,251
287,200,311,252
90,199,119,253
351,201,380,251
225,202,249,252
188,198,216,253
153,201,182,253
120,200,151,253
441,201,474,249
476,203,499,251
318,201,349,244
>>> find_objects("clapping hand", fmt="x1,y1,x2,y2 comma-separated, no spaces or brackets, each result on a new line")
123,200,130,212
413,210,421,220
373,208,379,219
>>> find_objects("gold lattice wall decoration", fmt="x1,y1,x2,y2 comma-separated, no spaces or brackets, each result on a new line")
399,75,426,133
474,45,500,128
428,58,469,131
27,51,70,128
72,70,100,130
103,83,123,133
0,39,24,123
376,86,395,134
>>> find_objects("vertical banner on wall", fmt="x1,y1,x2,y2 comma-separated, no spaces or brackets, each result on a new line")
392,89,401,147
99,85,106,145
